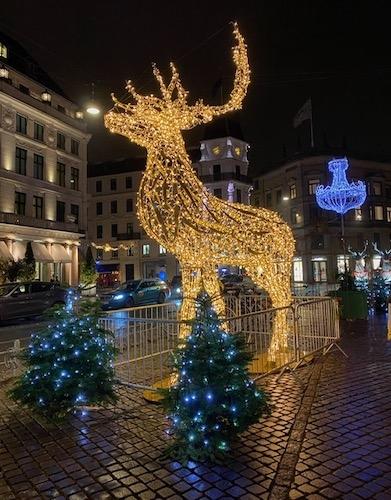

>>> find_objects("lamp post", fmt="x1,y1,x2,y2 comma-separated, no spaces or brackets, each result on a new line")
316,157,366,271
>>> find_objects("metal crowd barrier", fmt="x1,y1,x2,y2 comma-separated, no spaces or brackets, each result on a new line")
101,295,341,390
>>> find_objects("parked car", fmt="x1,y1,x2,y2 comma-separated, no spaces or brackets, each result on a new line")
170,275,182,298
0,282,67,322
220,274,257,295
101,278,170,310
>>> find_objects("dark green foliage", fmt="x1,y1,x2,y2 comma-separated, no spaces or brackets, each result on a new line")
368,272,390,313
80,246,98,287
337,270,357,291
9,295,117,419
20,241,36,281
160,294,269,463
5,260,24,282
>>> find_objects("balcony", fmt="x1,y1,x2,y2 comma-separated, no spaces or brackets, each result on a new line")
199,172,252,184
0,212,84,234
116,232,141,241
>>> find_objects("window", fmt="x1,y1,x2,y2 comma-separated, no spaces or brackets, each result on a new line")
373,255,381,270
308,179,320,195
16,114,27,134
31,283,51,293
33,154,44,180
372,181,382,196
386,185,391,199
19,84,29,95
15,192,26,215
111,224,118,237
126,223,133,235
33,196,44,219
97,225,103,239
70,167,79,190
110,178,117,191
96,180,102,192
159,245,167,255
291,209,301,225
237,189,242,203
310,204,322,223
111,200,117,214
142,244,150,256
337,255,350,274
34,122,44,141
214,188,222,199
57,132,65,150
96,202,103,215
56,201,65,222
276,189,282,205
265,191,272,208
290,184,297,199
235,165,241,177
293,257,303,282
96,248,103,260
126,176,132,189
71,139,79,156
127,247,134,257
111,250,118,259
126,198,133,212
312,259,327,283
15,147,27,175
355,208,362,221
387,207,391,223
374,206,384,220
71,204,79,224
57,105,66,114
213,164,221,181
311,234,324,249
0,43,7,58
56,162,65,186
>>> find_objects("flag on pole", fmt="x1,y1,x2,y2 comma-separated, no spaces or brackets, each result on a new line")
293,98,312,128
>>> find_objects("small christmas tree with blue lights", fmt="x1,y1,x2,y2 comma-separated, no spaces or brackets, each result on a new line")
160,294,269,462
9,290,117,419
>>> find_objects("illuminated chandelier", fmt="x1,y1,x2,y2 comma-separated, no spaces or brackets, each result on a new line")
316,157,366,214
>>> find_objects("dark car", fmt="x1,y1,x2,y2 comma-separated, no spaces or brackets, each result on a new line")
220,274,256,295
0,282,67,322
101,278,170,310
170,275,182,299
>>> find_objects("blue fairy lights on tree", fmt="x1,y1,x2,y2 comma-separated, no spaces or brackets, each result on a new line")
9,290,117,419
160,294,269,462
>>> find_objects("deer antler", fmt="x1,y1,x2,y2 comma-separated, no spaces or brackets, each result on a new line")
372,241,384,257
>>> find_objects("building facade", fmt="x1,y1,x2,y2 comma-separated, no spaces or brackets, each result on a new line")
252,154,391,291
0,33,90,285
88,130,252,285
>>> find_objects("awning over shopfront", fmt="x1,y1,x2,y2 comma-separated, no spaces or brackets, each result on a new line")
12,241,54,263
51,244,72,263
0,241,13,261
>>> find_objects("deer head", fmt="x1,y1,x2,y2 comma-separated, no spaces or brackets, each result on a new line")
104,24,250,149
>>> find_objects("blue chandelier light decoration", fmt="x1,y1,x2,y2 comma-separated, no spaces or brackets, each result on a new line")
316,157,366,214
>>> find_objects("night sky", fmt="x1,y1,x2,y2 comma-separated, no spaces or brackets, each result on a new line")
2,1,391,175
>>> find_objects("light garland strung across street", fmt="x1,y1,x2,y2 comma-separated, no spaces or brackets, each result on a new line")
91,242,135,252
104,24,295,355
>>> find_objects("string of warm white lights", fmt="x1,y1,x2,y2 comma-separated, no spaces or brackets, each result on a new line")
105,24,295,355
91,242,135,252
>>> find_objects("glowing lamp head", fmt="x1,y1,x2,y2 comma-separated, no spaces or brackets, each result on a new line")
86,101,100,115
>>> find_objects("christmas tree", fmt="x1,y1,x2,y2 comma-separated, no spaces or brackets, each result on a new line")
9,290,117,419
368,271,390,313
160,294,269,462
80,246,98,289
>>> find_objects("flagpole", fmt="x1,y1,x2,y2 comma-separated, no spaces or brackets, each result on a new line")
310,98,314,148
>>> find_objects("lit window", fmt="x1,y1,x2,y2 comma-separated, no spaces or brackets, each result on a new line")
372,255,381,270
355,208,362,221
374,206,383,220
337,255,350,274
312,259,327,283
291,209,301,225
308,179,320,195
0,43,7,59
293,257,303,282
289,184,297,199
159,245,167,255
142,244,150,256
372,181,382,195
387,207,391,222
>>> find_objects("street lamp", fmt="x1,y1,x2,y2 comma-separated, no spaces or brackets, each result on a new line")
86,82,100,115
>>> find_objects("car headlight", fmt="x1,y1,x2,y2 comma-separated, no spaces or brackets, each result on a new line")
113,294,125,300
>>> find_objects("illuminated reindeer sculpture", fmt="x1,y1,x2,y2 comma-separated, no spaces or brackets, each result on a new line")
105,25,295,354
373,242,391,283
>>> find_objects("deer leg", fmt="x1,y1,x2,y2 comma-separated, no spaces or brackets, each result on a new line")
201,268,227,322
179,267,202,339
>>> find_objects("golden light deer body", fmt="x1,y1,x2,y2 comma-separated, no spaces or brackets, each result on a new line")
105,25,295,354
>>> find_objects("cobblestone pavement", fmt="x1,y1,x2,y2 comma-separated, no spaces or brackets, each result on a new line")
0,316,390,499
